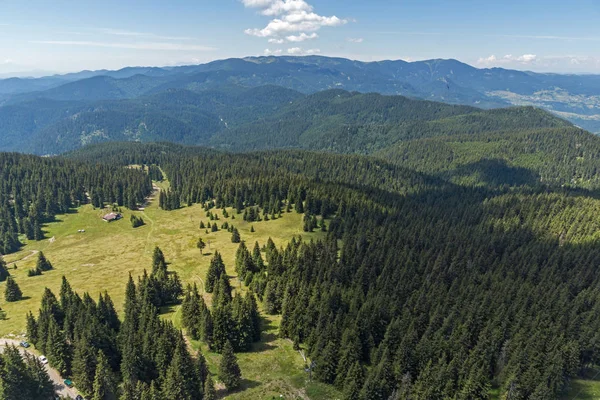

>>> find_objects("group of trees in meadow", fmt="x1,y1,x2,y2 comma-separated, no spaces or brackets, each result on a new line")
21,248,241,400
182,250,262,354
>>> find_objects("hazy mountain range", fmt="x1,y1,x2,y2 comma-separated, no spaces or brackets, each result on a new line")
0,56,599,155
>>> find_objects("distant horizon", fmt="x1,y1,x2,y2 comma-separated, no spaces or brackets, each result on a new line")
3,54,600,80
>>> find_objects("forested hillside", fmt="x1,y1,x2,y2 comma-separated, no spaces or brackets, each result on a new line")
376,126,600,188
56,142,600,398
0,84,572,156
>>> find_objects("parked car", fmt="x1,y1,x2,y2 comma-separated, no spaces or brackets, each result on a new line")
39,355,48,364
64,379,73,388
19,341,30,348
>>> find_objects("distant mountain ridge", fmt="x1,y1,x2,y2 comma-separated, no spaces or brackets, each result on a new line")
1,56,599,133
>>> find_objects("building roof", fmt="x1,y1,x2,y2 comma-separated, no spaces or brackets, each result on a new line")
102,212,122,221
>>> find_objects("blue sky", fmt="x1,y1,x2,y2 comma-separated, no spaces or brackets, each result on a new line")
1,0,600,76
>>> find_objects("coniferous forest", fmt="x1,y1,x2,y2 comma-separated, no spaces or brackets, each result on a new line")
3,104,600,398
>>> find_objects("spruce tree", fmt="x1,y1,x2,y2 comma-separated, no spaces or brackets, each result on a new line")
204,373,217,400
315,340,339,385
152,246,167,274
218,341,241,391
205,251,226,293
72,338,98,397
231,227,241,243
36,251,53,272
4,276,22,302
343,361,365,400
196,350,209,389
46,317,73,376
92,351,116,400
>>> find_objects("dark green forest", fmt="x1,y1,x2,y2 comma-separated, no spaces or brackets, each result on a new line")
48,142,600,398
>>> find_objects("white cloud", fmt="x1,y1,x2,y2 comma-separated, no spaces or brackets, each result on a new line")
518,54,537,63
477,54,537,66
347,37,364,43
242,0,346,46
286,32,318,42
30,40,215,52
268,38,285,44
287,47,320,55
264,48,283,55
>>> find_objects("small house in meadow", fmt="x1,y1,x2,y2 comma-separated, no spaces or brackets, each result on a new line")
102,212,122,222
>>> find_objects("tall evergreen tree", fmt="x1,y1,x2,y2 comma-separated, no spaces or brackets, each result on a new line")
72,337,98,398
205,251,226,293
204,373,217,400
4,276,22,302
218,341,241,391
36,252,53,272
92,351,116,400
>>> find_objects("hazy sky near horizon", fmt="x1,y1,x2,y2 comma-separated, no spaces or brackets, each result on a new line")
1,0,600,76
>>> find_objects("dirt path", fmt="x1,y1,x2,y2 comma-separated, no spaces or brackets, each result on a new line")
0,339,80,399
6,249,39,267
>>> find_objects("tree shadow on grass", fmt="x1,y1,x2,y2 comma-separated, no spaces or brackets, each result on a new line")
247,317,278,353
216,379,260,399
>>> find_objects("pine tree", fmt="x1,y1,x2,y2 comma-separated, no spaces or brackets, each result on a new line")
218,341,241,391
204,373,217,400
72,338,97,398
92,351,116,400
205,251,226,293
196,237,206,255
151,246,167,275
252,241,264,271
245,292,262,342
46,317,73,376
231,227,241,243
26,312,38,346
4,276,22,302
196,350,209,388
315,341,338,384
36,251,53,271
343,361,365,400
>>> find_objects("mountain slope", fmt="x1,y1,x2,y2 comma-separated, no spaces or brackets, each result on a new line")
2,56,599,132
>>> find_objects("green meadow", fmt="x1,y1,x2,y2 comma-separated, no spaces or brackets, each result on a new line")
0,187,340,399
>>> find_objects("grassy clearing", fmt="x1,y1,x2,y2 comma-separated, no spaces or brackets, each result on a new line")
561,368,600,400
0,191,338,399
